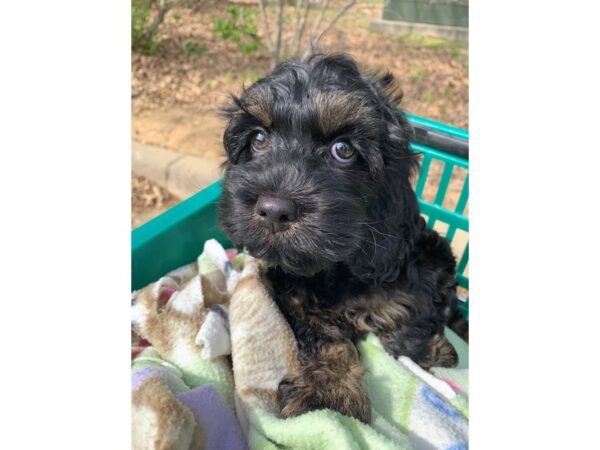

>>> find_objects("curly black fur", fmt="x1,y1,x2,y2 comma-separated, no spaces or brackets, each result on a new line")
219,54,458,423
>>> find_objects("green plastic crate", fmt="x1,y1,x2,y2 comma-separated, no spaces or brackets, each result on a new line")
408,115,469,319
132,114,469,318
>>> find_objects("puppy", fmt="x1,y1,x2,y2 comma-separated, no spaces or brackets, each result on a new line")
218,54,458,423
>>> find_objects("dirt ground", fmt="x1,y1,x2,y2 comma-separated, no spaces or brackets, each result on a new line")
131,0,468,231
132,174,180,228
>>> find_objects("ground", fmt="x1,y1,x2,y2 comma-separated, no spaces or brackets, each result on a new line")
132,174,179,228
131,0,468,227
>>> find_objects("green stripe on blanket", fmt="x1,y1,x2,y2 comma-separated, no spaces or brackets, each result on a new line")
245,333,467,449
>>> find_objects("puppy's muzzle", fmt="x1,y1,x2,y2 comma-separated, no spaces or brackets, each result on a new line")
255,195,299,233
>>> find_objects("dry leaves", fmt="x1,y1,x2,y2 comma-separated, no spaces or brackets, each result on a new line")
132,175,174,211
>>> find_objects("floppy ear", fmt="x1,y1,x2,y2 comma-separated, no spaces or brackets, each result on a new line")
349,72,422,283
220,95,249,165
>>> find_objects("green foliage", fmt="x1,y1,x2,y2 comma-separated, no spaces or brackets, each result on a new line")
183,39,207,58
213,6,261,54
172,11,181,21
132,0,158,55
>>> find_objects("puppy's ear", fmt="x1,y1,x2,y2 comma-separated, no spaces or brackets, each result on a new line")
368,71,404,109
221,95,247,165
349,71,422,283
365,69,416,154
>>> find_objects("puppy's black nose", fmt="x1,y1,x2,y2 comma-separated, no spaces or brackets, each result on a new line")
255,195,298,232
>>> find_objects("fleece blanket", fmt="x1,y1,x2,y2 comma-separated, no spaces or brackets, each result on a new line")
131,239,468,450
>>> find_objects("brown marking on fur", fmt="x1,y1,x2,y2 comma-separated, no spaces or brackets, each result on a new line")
312,91,370,135
273,275,457,420
368,71,404,108
418,333,458,369
132,377,204,450
343,290,413,334
284,219,303,235
244,87,273,127
278,339,371,423
306,315,345,341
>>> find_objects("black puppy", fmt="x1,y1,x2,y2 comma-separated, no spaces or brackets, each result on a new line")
219,54,458,423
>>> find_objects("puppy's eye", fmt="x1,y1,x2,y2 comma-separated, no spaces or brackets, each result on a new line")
330,142,356,163
251,131,269,153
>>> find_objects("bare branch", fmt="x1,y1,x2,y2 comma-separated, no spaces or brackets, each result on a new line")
273,0,285,67
316,0,356,41
143,0,180,46
310,0,330,40
290,0,307,57
297,1,312,55
257,0,275,55
290,0,312,57
303,0,356,58
291,0,304,39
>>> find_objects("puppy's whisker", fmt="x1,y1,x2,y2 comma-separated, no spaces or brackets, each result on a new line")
362,224,402,241
353,241,369,258
368,228,377,266
357,211,409,225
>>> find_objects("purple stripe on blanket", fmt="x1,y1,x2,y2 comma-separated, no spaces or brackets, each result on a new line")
131,367,179,391
176,385,247,450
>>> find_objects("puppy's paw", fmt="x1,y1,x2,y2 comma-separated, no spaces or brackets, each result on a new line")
420,333,459,369
277,371,371,424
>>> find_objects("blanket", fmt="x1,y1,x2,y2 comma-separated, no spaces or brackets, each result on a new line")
131,239,468,450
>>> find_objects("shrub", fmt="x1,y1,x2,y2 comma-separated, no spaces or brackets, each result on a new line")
183,40,208,58
213,6,261,54
132,0,158,55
